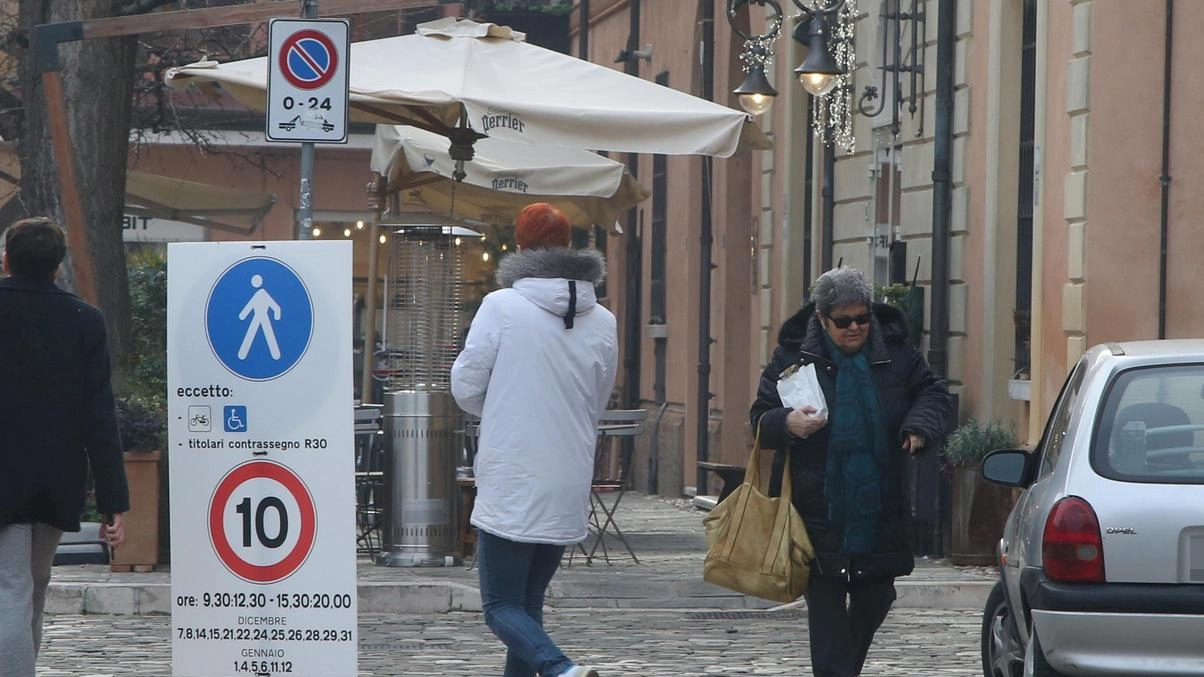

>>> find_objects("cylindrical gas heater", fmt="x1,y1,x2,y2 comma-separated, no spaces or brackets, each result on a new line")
377,223,475,567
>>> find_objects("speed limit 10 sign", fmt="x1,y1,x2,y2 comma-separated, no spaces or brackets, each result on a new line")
266,18,350,143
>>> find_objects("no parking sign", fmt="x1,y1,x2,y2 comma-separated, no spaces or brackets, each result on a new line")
266,19,350,143
167,241,355,677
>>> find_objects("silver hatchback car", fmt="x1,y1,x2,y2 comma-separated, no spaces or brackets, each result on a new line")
980,340,1204,677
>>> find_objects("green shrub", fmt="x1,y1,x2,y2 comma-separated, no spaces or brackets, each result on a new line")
117,249,168,453
944,419,1020,466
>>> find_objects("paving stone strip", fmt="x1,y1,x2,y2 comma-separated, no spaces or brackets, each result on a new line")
37,607,986,676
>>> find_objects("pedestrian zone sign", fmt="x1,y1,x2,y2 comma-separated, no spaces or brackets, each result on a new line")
167,241,355,677
266,18,350,143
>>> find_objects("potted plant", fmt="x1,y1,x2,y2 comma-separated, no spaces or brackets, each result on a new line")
111,391,166,572
110,250,168,572
944,419,1020,566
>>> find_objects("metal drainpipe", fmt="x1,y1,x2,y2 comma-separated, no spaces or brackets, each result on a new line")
928,0,955,380
1158,0,1173,339
820,147,834,272
804,96,815,294
695,0,715,496
623,0,643,477
577,0,589,59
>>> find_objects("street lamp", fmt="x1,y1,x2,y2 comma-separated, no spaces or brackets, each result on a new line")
726,0,856,146
726,0,783,117
793,7,845,96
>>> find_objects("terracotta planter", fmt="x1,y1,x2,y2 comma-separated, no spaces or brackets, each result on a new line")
950,463,1014,566
111,450,161,572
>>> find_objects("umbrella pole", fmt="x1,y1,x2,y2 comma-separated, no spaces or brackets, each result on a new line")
360,174,387,404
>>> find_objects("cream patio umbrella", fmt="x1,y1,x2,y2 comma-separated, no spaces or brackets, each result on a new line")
370,124,648,229
166,17,770,158
0,143,275,236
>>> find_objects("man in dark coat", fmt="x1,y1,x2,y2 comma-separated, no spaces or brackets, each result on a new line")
750,267,951,677
0,218,128,676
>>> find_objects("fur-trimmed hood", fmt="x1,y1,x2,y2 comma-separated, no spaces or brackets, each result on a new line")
495,247,608,327
496,247,607,288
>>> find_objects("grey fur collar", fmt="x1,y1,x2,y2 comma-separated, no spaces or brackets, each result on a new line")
496,248,607,288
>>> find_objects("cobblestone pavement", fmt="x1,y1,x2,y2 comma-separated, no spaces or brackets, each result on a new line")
37,606,984,676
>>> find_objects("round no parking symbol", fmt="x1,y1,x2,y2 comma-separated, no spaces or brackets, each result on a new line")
279,29,339,90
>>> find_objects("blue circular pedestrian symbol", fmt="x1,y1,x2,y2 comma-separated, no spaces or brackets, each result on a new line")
206,257,313,381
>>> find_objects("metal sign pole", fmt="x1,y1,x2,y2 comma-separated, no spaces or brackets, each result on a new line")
297,0,318,240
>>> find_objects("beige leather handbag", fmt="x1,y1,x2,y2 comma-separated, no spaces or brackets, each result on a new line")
703,427,814,604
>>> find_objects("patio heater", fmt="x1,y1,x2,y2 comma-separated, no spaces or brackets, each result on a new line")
376,222,476,567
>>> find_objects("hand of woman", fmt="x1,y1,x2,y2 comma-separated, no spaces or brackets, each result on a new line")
786,406,827,439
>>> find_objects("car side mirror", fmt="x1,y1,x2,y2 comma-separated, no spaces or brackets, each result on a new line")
981,448,1034,487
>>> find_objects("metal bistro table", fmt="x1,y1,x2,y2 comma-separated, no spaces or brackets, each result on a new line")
458,410,648,568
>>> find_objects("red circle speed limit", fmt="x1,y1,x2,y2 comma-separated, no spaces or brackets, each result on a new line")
209,460,316,583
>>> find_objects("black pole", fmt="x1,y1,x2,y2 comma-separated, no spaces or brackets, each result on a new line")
623,0,642,467
803,95,815,295
695,0,715,495
820,145,834,272
577,0,589,59
1158,0,1173,339
928,0,954,380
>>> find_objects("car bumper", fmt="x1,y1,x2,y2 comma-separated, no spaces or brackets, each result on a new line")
1026,577,1204,675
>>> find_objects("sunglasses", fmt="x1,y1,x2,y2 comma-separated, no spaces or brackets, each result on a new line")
827,312,872,329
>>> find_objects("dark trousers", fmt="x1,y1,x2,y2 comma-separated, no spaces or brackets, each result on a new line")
803,573,896,677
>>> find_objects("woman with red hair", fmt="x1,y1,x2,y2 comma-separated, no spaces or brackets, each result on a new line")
452,203,617,677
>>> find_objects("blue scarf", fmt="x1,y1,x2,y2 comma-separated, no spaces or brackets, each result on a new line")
822,332,890,554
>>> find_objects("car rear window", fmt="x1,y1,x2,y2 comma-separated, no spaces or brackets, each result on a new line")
1095,364,1204,483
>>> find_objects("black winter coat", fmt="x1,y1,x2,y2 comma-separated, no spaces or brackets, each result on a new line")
0,276,129,532
749,302,951,580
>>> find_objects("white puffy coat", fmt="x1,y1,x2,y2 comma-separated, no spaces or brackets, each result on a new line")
451,248,618,544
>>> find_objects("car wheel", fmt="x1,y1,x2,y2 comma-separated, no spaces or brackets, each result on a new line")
1029,621,1068,677
981,581,1024,677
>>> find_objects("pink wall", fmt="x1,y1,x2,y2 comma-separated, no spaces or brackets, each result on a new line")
1084,3,1165,344
1034,1,1071,416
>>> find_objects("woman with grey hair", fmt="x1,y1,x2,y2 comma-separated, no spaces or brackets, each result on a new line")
750,267,951,677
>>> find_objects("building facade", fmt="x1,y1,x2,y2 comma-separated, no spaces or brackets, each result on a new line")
578,0,1204,499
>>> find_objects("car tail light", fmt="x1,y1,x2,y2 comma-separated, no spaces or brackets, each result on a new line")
1042,496,1105,583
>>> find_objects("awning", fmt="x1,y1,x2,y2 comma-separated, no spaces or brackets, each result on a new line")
167,17,770,158
370,124,648,229
0,143,276,236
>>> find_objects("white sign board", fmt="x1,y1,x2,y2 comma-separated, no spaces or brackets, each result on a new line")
167,241,356,677
266,18,350,143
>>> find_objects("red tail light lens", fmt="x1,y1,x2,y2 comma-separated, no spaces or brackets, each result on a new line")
1042,496,1105,583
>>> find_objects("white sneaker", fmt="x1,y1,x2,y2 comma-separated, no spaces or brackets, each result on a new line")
559,667,599,677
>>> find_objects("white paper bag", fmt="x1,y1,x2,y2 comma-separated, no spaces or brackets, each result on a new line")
776,363,828,418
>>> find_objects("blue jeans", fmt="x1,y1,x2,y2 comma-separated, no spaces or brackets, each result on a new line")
476,530,574,677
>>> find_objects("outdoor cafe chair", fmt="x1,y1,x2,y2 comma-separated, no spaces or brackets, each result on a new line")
565,408,648,566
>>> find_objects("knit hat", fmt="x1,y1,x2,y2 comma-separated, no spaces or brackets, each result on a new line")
515,202,570,250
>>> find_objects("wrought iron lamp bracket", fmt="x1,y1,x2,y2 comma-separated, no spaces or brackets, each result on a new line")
726,0,785,75
858,0,926,137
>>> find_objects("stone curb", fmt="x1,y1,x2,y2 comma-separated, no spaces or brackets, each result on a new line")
45,580,992,616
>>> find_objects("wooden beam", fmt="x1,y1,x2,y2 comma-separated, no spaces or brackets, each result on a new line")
42,71,97,304
83,0,447,39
